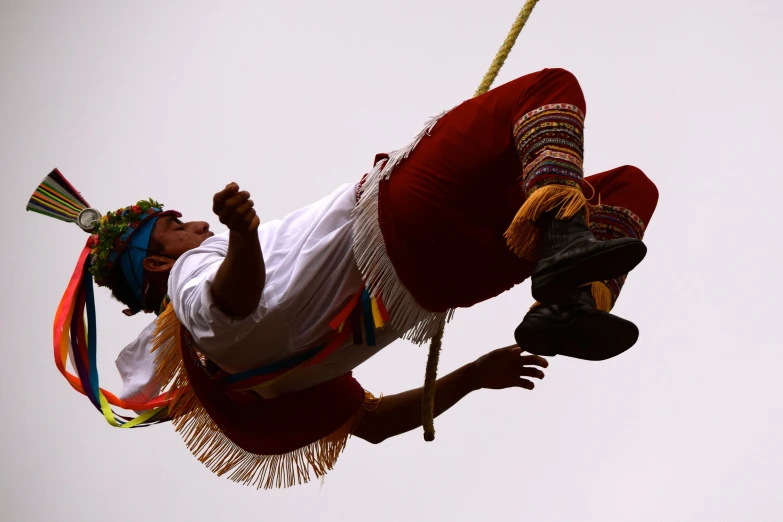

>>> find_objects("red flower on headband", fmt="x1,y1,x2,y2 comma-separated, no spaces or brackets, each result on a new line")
86,234,99,248
131,205,142,213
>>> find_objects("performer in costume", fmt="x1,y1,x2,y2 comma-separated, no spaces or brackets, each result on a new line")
30,68,657,489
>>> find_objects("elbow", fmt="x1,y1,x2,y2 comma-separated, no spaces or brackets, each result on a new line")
223,305,257,321
353,424,388,445
363,433,387,445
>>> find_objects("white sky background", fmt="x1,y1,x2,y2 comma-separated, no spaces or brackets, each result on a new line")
1,0,781,520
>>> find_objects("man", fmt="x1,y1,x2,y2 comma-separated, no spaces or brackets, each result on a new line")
32,68,658,489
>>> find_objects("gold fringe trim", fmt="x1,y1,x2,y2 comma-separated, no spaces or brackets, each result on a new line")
151,304,187,396
588,281,613,313
504,185,587,259
169,390,374,489
150,303,378,489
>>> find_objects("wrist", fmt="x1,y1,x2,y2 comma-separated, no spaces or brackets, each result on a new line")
229,227,257,237
461,361,482,393
229,228,260,245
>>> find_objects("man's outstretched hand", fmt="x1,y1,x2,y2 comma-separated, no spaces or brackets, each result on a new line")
354,345,549,444
213,182,260,235
471,345,548,391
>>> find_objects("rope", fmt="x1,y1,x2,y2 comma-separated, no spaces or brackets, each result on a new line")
422,0,541,442
422,320,445,441
475,0,540,98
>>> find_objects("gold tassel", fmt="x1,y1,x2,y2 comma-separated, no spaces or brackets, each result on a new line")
150,303,381,489
422,320,445,442
589,281,613,312
504,185,587,259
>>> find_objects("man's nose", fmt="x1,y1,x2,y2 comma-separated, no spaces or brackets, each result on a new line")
189,221,210,233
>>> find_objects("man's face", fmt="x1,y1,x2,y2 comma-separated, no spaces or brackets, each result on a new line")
150,215,214,259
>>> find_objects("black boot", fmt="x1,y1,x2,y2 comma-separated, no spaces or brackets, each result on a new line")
531,208,647,304
514,287,639,361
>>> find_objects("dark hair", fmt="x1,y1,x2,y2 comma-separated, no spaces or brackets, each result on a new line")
107,263,143,310
106,235,166,312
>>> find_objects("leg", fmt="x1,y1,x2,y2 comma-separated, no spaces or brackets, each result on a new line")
511,100,649,304
378,68,587,312
585,165,659,308
515,165,659,360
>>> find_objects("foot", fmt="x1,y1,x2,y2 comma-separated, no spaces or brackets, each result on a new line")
514,287,639,361
531,208,646,304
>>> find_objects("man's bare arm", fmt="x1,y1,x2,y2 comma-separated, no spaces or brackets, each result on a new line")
210,183,265,319
353,347,548,444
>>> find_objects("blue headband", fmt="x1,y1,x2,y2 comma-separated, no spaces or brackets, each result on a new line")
118,216,160,314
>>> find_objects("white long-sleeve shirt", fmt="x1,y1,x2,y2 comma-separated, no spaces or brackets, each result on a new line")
115,182,398,401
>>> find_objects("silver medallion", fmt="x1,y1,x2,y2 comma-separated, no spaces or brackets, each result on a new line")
76,208,102,232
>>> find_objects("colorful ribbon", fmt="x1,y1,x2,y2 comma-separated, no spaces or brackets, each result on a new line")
54,246,173,428
226,288,390,392
27,169,90,223
55,248,391,425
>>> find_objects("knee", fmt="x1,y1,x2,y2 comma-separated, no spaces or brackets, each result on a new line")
543,67,580,85
537,67,585,113
519,67,582,93
507,67,583,98
615,165,659,223
501,68,587,118
620,165,659,207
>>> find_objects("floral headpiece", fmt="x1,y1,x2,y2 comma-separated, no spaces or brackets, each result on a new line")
26,168,176,430
27,169,177,306
86,199,165,287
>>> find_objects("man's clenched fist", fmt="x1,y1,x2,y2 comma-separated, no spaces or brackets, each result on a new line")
213,182,260,234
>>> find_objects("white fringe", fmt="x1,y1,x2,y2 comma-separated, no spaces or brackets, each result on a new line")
352,110,456,345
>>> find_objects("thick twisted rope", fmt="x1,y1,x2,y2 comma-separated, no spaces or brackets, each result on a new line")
422,320,445,441
422,0,541,442
474,0,540,97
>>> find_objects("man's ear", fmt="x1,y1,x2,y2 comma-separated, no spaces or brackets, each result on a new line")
143,255,176,273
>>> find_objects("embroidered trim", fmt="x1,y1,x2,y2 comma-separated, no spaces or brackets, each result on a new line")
522,150,583,178
514,103,585,197
589,204,647,300
351,110,455,345
589,204,646,241
602,274,627,302
517,103,585,123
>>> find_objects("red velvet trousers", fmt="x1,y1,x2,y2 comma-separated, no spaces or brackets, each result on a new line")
377,68,659,313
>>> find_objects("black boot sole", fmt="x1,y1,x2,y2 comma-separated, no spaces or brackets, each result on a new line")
532,240,647,304
515,310,639,361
